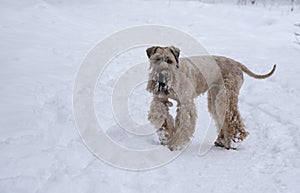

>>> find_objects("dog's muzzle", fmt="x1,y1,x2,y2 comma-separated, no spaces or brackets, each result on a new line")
154,71,170,94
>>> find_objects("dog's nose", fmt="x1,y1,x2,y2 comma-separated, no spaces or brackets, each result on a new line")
158,82,166,90
157,82,169,94
159,82,166,87
156,71,168,83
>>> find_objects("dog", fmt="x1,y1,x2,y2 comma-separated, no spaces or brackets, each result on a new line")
146,46,276,150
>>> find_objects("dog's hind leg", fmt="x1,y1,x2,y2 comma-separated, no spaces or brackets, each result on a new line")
207,85,226,147
213,79,249,149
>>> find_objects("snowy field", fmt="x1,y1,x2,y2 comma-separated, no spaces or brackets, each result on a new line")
1,0,300,192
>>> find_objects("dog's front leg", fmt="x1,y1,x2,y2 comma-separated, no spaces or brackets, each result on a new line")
148,97,175,145
168,100,197,151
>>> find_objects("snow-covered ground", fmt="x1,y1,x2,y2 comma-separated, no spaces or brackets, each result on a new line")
1,0,300,192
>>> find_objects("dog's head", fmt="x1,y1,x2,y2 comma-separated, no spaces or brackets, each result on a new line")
146,46,180,96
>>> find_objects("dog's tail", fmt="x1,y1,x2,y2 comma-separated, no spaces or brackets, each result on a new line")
237,62,276,79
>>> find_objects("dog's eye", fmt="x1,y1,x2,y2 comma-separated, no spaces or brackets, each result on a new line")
167,59,173,64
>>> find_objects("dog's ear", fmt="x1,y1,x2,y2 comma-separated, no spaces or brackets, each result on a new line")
146,46,158,58
169,46,180,64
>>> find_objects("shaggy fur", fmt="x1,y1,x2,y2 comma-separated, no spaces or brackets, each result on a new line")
146,46,276,150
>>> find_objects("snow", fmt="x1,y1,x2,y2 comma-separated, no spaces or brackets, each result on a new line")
1,0,300,193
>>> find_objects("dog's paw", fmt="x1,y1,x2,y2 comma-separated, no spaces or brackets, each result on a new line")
228,132,248,149
157,127,169,145
215,137,241,150
214,141,225,148
166,132,191,151
167,143,186,151
229,138,242,149
167,139,188,151
214,137,226,148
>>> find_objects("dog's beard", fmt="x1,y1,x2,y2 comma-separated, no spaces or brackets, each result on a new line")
154,81,170,95
146,79,172,96
148,67,175,96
